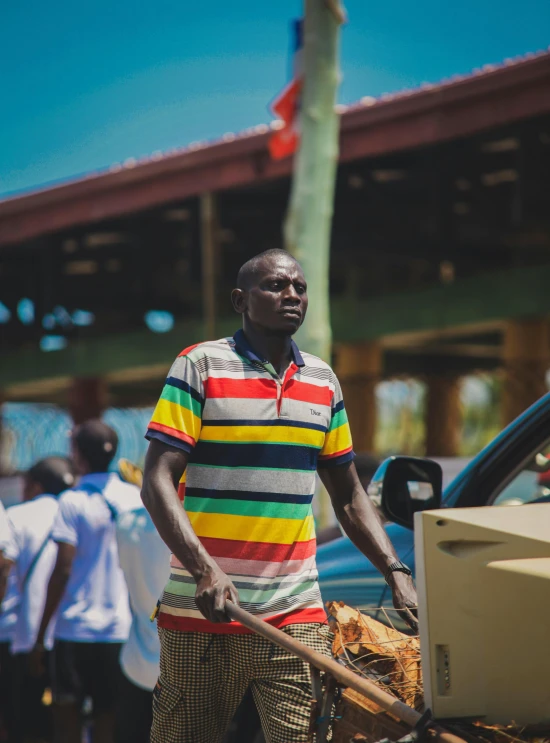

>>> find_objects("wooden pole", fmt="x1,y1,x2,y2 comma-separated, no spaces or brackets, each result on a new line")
284,0,345,364
425,374,461,457
68,378,107,424
226,602,467,743
335,342,382,452
200,192,218,340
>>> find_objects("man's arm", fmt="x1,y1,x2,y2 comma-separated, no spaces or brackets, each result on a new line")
35,542,75,647
141,439,239,622
318,460,418,629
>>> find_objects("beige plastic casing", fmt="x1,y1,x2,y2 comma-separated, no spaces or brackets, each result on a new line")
415,504,550,724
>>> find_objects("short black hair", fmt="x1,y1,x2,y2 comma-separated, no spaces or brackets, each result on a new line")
27,457,75,496
236,249,300,290
72,420,118,473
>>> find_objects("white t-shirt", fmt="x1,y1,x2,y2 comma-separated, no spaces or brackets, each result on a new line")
0,502,19,643
4,495,59,653
52,473,141,642
116,506,170,690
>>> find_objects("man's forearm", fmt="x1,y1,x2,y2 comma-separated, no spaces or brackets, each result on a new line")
319,457,418,627
334,484,400,575
142,440,239,623
141,460,216,580
37,569,69,645
319,464,400,576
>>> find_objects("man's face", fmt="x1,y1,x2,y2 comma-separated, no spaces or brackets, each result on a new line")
237,255,308,335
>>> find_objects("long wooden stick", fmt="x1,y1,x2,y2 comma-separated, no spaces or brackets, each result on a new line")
226,602,466,743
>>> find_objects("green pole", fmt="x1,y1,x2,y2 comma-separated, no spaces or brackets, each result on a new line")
284,0,345,364
284,0,345,528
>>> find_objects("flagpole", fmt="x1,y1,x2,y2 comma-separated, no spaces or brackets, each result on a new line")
283,0,344,364
283,0,345,527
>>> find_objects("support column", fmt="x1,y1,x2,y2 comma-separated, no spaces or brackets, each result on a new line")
335,342,382,453
502,317,550,426
200,192,219,341
424,375,461,457
68,378,107,425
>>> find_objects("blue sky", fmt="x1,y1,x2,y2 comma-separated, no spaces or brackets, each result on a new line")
1,0,549,196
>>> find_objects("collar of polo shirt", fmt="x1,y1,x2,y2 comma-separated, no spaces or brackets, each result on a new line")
232,329,305,368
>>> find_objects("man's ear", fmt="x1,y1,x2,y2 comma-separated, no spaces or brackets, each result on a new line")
231,288,247,315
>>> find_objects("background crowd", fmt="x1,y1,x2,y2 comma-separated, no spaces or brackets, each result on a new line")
0,420,169,743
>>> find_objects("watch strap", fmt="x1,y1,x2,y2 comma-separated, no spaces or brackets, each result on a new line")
384,560,412,584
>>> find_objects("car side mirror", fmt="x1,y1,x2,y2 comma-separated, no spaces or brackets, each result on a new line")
368,456,443,530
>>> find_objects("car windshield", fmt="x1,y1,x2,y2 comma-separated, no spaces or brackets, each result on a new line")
491,443,550,506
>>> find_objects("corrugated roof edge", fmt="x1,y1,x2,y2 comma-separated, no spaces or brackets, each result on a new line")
1,46,549,211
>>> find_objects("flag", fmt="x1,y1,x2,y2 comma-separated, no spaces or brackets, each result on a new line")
269,19,304,160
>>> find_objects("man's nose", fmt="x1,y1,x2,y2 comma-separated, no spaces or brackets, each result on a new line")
282,284,301,303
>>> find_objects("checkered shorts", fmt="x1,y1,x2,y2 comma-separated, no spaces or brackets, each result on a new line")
150,623,331,743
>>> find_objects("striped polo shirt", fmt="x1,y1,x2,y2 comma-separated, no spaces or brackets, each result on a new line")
146,330,354,633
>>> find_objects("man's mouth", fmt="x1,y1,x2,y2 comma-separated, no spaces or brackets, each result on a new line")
279,308,301,318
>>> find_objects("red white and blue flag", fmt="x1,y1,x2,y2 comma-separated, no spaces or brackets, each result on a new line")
269,19,304,160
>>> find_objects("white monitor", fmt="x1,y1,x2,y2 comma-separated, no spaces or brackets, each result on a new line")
415,503,550,725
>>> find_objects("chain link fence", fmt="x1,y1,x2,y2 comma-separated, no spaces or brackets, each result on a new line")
1,403,153,474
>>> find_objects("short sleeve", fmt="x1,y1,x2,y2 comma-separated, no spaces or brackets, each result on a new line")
146,354,204,454
52,494,80,547
318,374,354,468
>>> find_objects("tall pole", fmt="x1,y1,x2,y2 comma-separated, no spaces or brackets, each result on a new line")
284,0,345,364
200,192,218,340
284,0,345,529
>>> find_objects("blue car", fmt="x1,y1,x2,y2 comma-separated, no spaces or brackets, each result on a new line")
317,392,550,616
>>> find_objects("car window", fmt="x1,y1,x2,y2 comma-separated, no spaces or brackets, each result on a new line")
491,444,550,506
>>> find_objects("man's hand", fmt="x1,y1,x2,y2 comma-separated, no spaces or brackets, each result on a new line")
29,644,47,678
388,572,418,632
195,565,240,623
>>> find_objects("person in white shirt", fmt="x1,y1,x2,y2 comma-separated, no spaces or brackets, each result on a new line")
33,421,141,743
115,504,170,743
0,500,16,741
4,456,75,743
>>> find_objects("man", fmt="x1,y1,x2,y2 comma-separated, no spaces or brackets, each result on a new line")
142,249,417,743
115,501,170,743
3,456,75,743
34,421,140,743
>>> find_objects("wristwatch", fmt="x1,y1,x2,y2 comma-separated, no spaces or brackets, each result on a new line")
384,561,412,584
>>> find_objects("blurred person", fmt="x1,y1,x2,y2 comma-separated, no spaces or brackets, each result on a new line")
115,502,170,743
141,249,417,743
3,457,75,743
0,499,19,741
33,421,140,743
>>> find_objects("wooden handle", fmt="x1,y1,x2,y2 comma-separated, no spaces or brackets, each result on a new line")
225,602,466,743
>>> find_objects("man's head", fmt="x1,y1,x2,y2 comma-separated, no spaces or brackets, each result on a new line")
71,420,118,475
231,249,308,337
24,457,75,502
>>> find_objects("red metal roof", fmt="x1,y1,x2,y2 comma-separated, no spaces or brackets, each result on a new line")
1,48,549,246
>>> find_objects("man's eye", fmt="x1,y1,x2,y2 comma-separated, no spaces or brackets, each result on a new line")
296,286,306,294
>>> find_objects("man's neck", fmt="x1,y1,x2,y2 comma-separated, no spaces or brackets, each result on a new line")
242,324,293,377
